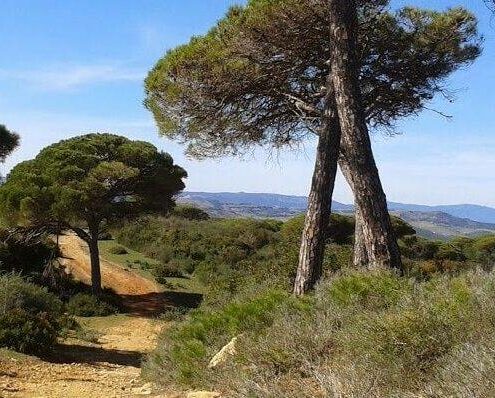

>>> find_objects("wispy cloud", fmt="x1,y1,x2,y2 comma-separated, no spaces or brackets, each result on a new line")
0,64,145,91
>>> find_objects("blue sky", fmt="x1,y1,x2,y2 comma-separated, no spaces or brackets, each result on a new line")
0,0,494,206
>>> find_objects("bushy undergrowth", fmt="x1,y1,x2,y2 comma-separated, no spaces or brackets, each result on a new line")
172,204,210,220
0,229,58,279
107,244,128,255
144,269,495,397
143,289,309,387
66,293,119,317
116,215,353,305
401,234,495,274
0,274,65,354
122,213,495,395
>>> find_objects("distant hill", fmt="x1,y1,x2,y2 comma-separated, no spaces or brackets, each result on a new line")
387,202,495,224
393,211,495,240
179,191,352,212
178,191,495,239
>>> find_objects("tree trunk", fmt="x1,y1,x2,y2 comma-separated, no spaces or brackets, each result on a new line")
293,86,341,296
88,223,102,296
329,0,402,271
338,158,368,267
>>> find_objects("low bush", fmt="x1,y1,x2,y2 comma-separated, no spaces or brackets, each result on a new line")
471,235,495,267
142,289,306,387
66,293,118,317
0,229,58,279
0,274,64,354
172,205,210,220
107,244,128,255
153,260,184,283
144,269,495,397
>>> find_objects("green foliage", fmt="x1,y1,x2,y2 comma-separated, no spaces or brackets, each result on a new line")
117,214,354,306
470,235,495,266
326,271,409,309
0,124,19,163
143,289,302,387
0,134,186,228
0,274,64,354
390,215,416,238
172,205,210,221
107,244,128,255
0,228,58,278
328,214,355,244
0,133,186,293
145,0,480,157
152,260,184,282
0,310,60,355
145,269,495,396
66,293,118,317
400,235,441,261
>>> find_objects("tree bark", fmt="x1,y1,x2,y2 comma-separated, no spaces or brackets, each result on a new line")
293,85,341,296
329,0,402,271
338,158,368,267
88,223,102,296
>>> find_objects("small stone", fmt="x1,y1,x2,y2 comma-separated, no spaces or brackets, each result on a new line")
208,336,239,368
186,392,221,398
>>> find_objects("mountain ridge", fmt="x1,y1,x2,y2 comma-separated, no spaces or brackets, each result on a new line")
178,191,495,239
179,191,495,222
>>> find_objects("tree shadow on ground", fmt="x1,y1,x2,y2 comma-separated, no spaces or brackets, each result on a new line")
43,344,143,368
121,291,203,317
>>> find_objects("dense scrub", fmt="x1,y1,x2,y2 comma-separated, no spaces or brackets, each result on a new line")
145,269,495,396
0,228,121,355
66,293,118,317
128,211,495,396
0,228,58,279
116,214,351,304
0,274,66,354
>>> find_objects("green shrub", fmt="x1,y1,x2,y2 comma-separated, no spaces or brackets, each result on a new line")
153,260,184,283
324,270,410,309
0,229,58,279
146,270,495,396
143,289,302,387
108,244,128,255
66,293,118,317
0,274,64,354
399,235,441,260
0,309,60,354
172,205,210,220
471,235,495,266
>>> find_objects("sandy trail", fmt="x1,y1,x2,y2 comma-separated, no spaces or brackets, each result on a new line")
58,233,161,296
0,234,198,398
0,317,172,398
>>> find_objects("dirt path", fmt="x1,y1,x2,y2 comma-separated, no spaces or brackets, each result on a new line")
0,234,203,398
58,234,161,296
57,234,201,317
0,316,173,398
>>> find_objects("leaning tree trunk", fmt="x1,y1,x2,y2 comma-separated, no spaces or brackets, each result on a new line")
88,223,102,296
339,158,369,267
293,86,341,296
329,0,402,271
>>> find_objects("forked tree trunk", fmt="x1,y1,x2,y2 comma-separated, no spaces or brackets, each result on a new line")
352,206,369,266
339,158,369,267
329,0,402,271
88,223,102,296
293,87,341,295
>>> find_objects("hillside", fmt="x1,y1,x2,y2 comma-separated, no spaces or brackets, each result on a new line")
393,211,495,240
178,191,495,239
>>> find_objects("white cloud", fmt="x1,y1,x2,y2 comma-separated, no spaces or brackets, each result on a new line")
0,64,145,91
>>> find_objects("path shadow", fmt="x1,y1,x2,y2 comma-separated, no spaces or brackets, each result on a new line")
121,291,203,317
43,344,143,368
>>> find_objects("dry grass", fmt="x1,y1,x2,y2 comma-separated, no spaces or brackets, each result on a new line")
145,268,495,397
